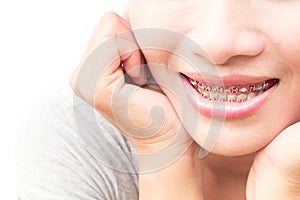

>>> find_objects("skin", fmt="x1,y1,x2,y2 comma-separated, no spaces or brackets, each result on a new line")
70,0,300,199
126,0,300,156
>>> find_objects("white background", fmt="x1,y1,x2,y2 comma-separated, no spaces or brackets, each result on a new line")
0,0,126,198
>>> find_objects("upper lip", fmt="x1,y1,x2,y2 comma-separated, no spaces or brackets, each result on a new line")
182,72,278,86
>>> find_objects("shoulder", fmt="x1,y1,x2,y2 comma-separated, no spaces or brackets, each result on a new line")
16,81,138,200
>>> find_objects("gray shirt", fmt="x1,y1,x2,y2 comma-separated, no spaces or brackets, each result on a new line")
16,82,139,200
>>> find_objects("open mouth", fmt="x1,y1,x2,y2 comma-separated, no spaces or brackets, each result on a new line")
185,76,279,103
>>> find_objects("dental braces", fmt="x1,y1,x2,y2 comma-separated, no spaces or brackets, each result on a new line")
188,78,278,103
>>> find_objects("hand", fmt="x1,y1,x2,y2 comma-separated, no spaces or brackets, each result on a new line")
70,12,193,155
70,12,203,199
247,122,300,199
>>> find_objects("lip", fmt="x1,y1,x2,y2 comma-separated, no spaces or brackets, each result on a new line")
180,74,278,119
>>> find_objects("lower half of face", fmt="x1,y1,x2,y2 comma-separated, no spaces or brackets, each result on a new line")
144,51,300,156
127,0,300,156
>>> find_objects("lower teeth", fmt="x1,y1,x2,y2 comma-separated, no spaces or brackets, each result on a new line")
187,77,278,103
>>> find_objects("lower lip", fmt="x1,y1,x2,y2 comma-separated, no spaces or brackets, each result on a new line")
181,75,277,119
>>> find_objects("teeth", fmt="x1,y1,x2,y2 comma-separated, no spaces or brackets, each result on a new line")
202,92,210,99
248,85,255,92
219,94,227,102
257,90,264,95
212,87,218,93
255,83,263,91
262,79,277,91
227,95,237,102
230,87,239,94
190,79,197,86
209,93,218,101
187,77,278,103
237,94,247,103
198,82,203,89
247,93,256,101
240,87,248,93
218,87,225,93
205,85,212,92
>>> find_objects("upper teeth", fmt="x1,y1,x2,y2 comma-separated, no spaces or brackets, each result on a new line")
188,78,278,103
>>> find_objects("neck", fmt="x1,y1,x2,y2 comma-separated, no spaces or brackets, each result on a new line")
205,152,255,176
203,153,255,200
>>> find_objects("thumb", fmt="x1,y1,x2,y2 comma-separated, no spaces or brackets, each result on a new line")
247,122,300,199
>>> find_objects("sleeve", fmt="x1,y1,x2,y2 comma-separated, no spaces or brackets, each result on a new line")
16,82,139,200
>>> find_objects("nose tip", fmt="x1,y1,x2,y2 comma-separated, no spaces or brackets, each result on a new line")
210,30,265,65
189,28,266,65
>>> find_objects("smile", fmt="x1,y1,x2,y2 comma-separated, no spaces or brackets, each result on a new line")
187,77,279,103
182,74,279,118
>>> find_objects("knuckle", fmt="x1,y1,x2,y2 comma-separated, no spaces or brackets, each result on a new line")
100,12,122,26
102,12,119,19
94,12,124,41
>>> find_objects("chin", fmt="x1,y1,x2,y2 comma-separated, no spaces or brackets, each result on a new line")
190,111,292,157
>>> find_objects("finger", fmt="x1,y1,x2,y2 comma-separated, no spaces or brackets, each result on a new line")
247,122,300,199
70,12,146,94
70,12,145,106
122,52,147,86
261,122,300,180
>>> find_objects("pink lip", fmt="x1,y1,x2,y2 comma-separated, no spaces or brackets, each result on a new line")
181,74,278,119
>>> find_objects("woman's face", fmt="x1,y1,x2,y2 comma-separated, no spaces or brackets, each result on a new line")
126,0,300,156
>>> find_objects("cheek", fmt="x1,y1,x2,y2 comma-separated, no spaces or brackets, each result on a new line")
255,8,300,122
275,31,300,122
288,74,300,122
127,1,194,33
274,30,300,70
257,6,300,72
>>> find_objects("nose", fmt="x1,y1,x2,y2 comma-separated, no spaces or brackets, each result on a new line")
188,1,266,65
